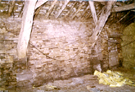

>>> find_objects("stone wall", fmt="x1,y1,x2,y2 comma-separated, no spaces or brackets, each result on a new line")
0,17,20,89
27,20,95,86
0,18,98,87
0,17,122,88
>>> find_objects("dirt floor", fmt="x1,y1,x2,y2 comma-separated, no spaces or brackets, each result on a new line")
0,68,134,92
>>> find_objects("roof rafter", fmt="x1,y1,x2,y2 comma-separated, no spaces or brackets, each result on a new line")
8,0,15,16
81,4,89,19
45,0,57,18
72,2,85,19
64,2,76,18
89,1,97,25
55,0,69,18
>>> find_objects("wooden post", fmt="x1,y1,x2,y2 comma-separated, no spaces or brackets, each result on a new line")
89,1,97,25
17,0,37,59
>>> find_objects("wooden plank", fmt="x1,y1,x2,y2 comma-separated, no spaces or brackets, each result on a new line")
45,0,57,18
8,0,15,16
72,2,85,19
112,3,134,12
89,1,97,25
17,0,37,59
90,1,114,52
35,0,48,9
55,0,69,18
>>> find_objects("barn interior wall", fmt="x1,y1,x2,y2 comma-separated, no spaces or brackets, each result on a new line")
0,0,134,90
0,14,126,87
0,17,102,87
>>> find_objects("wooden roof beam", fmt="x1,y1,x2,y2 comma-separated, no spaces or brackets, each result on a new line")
64,2,76,18
8,0,15,16
45,0,57,18
72,2,85,19
18,4,24,17
89,1,97,25
35,7,42,18
55,0,69,18
81,5,89,19
85,11,92,19
112,3,135,12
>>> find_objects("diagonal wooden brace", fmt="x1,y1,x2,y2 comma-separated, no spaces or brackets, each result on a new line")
89,1,97,25
90,1,115,53
17,0,37,59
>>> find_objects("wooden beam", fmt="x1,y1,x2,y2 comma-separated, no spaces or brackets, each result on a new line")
17,0,37,59
8,0,15,16
89,1,97,25
112,3,135,12
18,4,24,17
90,1,114,52
85,10,92,19
55,0,69,18
72,2,85,19
64,2,76,18
35,0,48,9
35,6,41,18
116,11,130,23
81,5,89,19
45,0,57,18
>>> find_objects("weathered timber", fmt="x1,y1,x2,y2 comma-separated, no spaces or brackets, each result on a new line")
72,2,85,19
64,2,76,18
55,0,69,18
8,0,15,16
81,5,89,19
45,0,57,18
35,0,48,9
112,3,134,12
17,0,37,59
89,1,97,25
90,1,114,51
18,4,24,17
109,33,123,38
35,6,41,17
